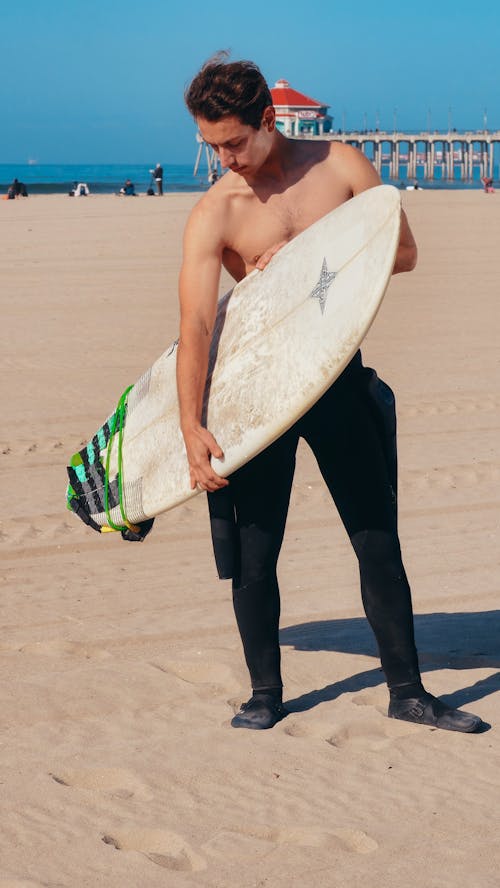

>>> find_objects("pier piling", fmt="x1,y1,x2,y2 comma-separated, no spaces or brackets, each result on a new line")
297,130,499,181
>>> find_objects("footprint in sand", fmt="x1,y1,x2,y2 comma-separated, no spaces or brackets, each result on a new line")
283,692,387,740
50,767,150,800
19,640,110,660
405,461,500,493
351,690,386,711
22,524,44,540
0,883,40,888
329,828,379,854
2,438,75,458
284,718,340,741
203,825,377,858
327,718,412,750
151,657,237,692
0,882,66,888
202,830,276,861
49,521,76,537
285,710,411,749
402,395,500,418
102,828,206,871
1,521,47,545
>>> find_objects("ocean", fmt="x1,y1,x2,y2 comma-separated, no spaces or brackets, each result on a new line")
1,161,497,195
0,163,208,195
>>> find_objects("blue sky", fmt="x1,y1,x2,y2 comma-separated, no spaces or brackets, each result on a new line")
2,0,499,164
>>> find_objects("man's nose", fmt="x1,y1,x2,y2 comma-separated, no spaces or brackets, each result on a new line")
219,148,235,168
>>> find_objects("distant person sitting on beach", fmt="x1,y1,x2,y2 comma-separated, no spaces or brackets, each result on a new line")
120,178,136,196
7,178,28,198
70,182,89,197
481,176,494,194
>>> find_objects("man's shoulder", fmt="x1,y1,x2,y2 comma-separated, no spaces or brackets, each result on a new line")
330,140,376,167
188,173,245,226
330,140,365,163
184,175,241,253
329,140,381,192
294,138,363,176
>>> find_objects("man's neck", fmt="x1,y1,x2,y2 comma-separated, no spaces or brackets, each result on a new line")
245,132,295,186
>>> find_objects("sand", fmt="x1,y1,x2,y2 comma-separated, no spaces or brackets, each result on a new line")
1,189,499,887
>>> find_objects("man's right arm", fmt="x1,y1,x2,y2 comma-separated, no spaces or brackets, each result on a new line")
176,199,229,492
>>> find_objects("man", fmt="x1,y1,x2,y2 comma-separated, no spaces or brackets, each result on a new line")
153,163,164,195
177,55,482,734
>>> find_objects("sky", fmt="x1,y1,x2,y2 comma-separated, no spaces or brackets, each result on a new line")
1,0,499,165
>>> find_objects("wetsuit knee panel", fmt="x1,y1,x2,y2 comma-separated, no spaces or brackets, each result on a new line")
351,529,403,574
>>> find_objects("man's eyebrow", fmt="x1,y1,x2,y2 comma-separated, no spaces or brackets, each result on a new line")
208,136,244,148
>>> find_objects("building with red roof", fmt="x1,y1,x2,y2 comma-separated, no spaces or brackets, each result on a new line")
270,79,333,137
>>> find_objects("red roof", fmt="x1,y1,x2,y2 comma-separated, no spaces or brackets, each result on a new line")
270,79,327,109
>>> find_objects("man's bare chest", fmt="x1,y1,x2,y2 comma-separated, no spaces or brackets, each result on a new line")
225,177,351,273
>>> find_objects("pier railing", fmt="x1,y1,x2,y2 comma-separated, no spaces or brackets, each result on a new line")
298,130,499,180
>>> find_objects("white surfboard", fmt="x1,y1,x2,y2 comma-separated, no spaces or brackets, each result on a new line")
67,184,401,531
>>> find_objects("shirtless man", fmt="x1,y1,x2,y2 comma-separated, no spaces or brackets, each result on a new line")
177,55,482,733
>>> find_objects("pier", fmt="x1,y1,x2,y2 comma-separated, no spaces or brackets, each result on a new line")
298,130,499,181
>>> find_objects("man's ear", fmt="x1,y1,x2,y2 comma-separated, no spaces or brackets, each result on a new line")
262,106,276,132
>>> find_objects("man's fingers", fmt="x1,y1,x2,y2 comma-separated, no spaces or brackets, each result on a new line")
256,241,288,270
190,454,229,491
196,474,229,492
184,426,228,490
203,429,224,460
202,467,229,490
200,480,228,492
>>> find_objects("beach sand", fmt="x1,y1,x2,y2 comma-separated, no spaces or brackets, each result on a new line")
1,190,499,887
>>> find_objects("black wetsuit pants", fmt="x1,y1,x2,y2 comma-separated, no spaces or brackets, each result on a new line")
227,356,421,694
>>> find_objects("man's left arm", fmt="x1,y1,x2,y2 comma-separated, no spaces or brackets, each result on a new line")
338,143,418,274
391,208,417,273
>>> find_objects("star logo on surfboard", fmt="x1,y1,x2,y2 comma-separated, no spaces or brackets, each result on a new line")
309,258,336,314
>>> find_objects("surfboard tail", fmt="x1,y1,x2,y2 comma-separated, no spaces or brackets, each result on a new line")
66,385,155,541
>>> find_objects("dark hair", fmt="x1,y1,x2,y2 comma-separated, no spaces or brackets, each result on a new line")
185,52,273,130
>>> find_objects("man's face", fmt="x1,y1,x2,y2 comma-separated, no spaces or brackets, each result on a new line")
196,110,275,176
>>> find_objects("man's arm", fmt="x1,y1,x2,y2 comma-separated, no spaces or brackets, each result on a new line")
391,208,417,273
336,143,418,274
177,200,229,492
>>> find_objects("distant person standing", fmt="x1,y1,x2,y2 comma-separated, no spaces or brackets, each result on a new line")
152,163,163,195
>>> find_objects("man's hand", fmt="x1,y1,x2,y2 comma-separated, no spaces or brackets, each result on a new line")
182,424,229,492
255,240,288,271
